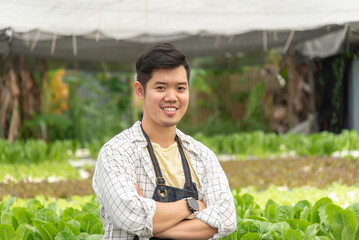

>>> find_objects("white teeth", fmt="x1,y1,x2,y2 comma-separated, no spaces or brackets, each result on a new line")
163,107,176,112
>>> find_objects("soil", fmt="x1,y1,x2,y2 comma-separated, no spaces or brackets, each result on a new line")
1,157,359,200
0,170,95,200
220,157,359,190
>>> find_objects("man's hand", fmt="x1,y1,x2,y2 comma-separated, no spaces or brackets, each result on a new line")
197,200,206,212
134,183,144,197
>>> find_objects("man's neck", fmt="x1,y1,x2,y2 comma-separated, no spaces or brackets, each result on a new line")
141,122,177,148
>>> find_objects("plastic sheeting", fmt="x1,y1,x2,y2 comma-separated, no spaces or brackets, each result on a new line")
1,0,359,61
296,27,350,59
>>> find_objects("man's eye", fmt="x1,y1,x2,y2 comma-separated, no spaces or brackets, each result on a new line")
178,87,186,91
156,86,165,90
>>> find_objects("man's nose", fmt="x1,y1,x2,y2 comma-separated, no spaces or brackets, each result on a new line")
164,89,177,101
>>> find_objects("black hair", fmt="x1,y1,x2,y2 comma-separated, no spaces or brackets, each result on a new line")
135,42,190,90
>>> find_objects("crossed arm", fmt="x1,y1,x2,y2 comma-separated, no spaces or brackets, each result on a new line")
94,144,235,239
135,184,218,239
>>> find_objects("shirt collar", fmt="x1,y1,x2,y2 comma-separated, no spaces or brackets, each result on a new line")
176,128,198,155
129,121,198,155
128,121,147,147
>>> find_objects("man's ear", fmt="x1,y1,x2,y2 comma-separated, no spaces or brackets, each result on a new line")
133,81,145,99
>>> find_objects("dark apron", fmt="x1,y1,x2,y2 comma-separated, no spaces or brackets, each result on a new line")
134,125,198,240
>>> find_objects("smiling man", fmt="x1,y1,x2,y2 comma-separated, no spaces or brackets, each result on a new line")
92,42,236,240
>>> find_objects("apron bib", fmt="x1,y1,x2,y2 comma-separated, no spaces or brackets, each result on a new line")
134,125,198,240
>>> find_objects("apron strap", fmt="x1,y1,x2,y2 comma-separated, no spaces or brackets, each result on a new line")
176,136,195,189
140,124,166,192
141,128,162,177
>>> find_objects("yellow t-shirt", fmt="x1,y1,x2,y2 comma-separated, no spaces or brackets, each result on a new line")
146,141,200,189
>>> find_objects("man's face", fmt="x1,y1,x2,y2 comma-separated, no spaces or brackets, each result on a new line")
140,66,189,129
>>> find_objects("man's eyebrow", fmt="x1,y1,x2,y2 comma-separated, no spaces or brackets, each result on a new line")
177,82,188,85
153,81,168,85
153,81,188,85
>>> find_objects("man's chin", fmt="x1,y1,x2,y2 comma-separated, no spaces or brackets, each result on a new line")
162,120,179,128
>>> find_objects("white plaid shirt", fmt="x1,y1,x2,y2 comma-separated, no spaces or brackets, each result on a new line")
92,121,236,239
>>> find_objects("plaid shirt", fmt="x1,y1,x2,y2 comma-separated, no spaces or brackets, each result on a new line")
92,121,236,239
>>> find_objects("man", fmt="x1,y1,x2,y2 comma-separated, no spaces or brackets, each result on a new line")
92,42,236,240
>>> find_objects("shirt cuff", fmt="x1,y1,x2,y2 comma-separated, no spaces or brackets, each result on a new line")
139,197,157,237
195,207,222,239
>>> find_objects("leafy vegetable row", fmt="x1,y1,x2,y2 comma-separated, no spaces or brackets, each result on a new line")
194,130,359,159
0,139,78,164
0,162,80,183
4,191,359,240
223,190,359,240
2,189,359,240
242,184,359,210
0,196,103,240
2,130,358,164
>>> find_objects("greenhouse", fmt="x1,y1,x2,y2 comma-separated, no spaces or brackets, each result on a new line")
1,0,359,239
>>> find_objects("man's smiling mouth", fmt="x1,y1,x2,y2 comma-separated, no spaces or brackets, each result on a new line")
162,107,177,112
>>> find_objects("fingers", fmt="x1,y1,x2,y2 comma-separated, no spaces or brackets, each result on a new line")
134,183,145,197
197,200,206,212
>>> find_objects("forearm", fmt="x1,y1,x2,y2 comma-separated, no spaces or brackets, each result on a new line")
154,218,217,240
152,199,191,234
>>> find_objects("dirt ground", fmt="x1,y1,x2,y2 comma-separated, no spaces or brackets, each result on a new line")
1,157,359,199
220,157,359,190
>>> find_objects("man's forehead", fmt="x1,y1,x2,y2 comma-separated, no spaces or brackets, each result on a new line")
149,67,188,83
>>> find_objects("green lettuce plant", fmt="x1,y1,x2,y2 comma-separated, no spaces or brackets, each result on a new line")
193,130,359,159
0,197,103,240
222,192,359,240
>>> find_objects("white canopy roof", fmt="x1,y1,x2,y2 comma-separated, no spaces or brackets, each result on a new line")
1,0,359,62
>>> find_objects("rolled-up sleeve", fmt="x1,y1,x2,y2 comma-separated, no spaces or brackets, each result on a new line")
93,144,156,238
195,149,236,239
